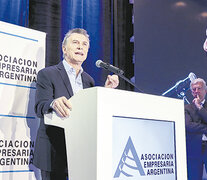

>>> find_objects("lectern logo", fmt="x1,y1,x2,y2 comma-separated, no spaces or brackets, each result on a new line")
114,136,145,178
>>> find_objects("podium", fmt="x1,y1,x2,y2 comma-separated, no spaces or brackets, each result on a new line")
44,87,187,180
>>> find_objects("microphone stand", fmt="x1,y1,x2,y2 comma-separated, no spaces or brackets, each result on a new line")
117,73,144,93
162,82,190,104
96,60,144,93
162,72,196,104
177,91,190,104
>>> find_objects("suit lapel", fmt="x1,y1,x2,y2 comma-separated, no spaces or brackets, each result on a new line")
57,62,74,97
203,101,207,109
81,72,87,89
191,100,207,111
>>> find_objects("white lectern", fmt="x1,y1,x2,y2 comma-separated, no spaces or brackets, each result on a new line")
44,87,187,180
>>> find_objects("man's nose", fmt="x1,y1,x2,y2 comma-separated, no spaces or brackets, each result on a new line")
77,44,83,49
195,89,199,93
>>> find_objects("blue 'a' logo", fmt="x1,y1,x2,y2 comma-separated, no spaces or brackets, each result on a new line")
114,136,145,178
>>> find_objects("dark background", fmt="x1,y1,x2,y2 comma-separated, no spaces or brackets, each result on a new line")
134,0,207,102
1,0,207,100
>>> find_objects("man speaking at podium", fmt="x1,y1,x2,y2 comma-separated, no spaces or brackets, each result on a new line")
33,28,119,180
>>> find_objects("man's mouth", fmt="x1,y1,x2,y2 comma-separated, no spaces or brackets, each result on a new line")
75,52,84,56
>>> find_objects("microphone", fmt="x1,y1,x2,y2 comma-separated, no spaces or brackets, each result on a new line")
162,72,197,97
95,60,124,75
95,60,144,93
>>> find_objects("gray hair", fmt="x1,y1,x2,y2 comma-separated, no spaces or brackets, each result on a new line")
62,28,90,47
190,78,207,91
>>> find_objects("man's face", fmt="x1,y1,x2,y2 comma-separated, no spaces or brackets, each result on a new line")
191,82,207,100
62,33,89,65
203,29,207,52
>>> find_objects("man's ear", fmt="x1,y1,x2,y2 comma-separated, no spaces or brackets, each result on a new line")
62,46,66,53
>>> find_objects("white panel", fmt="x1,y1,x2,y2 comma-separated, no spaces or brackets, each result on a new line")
0,21,45,180
45,87,187,180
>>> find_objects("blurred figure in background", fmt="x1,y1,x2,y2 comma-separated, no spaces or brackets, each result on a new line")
185,78,207,180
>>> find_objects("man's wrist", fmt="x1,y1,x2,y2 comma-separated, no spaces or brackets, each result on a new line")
50,100,55,109
197,104,203,110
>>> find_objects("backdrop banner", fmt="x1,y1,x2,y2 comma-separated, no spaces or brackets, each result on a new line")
0,21,45,180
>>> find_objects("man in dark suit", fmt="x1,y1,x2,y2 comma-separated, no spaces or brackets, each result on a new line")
33,28,119,180
185,78,207,180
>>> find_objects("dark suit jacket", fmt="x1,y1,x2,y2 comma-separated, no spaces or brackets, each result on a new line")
33,61,95,172
185,102,207,158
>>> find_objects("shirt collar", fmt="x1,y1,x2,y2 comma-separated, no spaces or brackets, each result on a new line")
201,99,206,105
63,59,83,74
